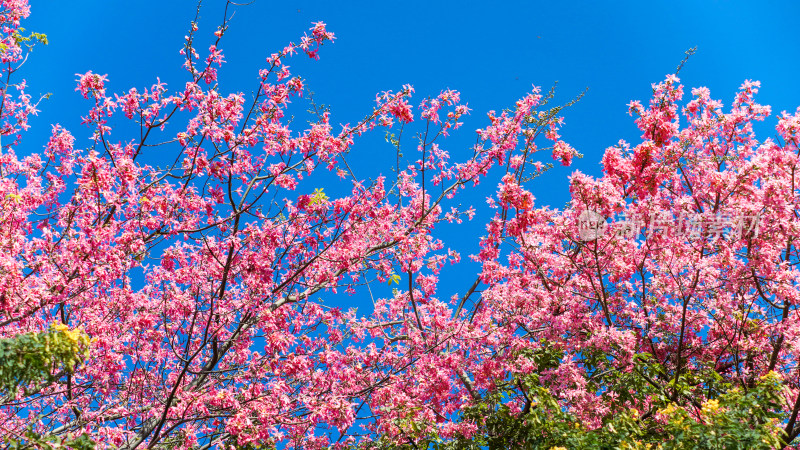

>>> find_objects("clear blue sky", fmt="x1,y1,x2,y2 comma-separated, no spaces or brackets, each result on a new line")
17,0,800,305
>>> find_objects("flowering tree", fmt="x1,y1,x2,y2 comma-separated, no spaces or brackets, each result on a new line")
2,1,800,449
432,73,800,448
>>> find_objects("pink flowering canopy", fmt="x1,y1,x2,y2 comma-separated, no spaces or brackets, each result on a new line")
1,0,800,449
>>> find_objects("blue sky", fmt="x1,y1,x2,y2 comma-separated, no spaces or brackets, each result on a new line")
22,0,800,195
17,0,800,306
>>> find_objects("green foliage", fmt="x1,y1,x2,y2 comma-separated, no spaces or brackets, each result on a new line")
4,428,95,450
0,323,90,396
361,352,786,450
310,187,328,205
656,371,785,450
0,27,48,53
447,375,647,450
0,324,94,449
